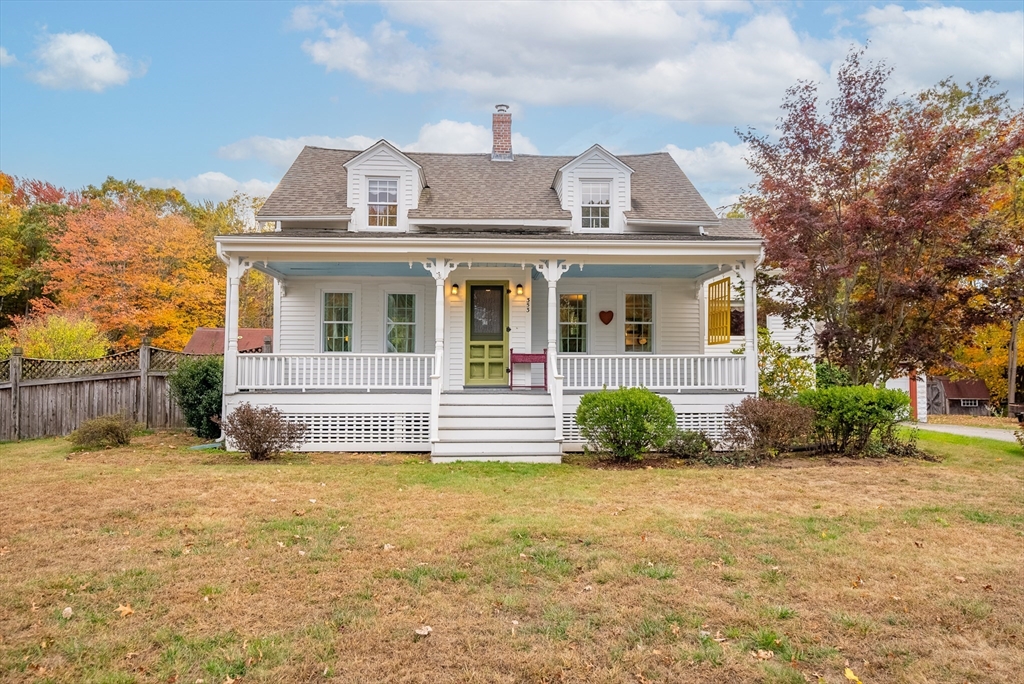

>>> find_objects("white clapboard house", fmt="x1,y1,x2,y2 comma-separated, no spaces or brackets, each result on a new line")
214,106,764,462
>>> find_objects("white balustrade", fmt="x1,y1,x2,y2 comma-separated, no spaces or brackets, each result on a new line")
558,355,746,391
236,354,435,391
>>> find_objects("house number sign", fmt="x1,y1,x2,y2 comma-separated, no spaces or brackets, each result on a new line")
526,297,531,313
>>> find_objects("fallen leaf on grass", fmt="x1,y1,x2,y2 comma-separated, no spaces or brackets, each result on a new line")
983,584,993,591
669,624,680,636
414,625,433,636
851,576,864,588
383,543,395,551
954,575,967,583
914,541,923,548
309,499,317,504
62,607,73,619
752,649,773,660
293,509,305,517
115,603,134,618
845,668,863,684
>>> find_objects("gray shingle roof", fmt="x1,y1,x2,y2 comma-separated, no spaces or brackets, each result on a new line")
258,146,721,226
715,218,759,239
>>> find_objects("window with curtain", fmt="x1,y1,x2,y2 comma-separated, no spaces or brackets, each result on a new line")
386,293,416,353
323,292,353,352
559,294,587,353
624,293,653,352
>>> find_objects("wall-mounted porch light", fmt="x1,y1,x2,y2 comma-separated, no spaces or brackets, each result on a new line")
451,283,459,296
515,283,524,296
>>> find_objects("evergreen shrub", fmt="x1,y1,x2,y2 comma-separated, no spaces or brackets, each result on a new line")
575,387,676,462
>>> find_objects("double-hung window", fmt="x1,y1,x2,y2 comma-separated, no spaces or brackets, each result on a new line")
323,292,353,352
581,181,610,229
385,293,416,353
624,293,653,352
368,178,398,227
559,294,588,353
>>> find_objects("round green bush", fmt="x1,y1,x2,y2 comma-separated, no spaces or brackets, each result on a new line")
168,356,224,439
797,385,909,454
575,387,676,461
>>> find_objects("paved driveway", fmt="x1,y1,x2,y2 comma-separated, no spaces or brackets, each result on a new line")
910,422,1020,443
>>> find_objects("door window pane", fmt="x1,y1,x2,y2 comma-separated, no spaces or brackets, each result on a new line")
324,292,353,352
471,286,504,340
559,294,588,353
386,293,416,353
624,293,652,352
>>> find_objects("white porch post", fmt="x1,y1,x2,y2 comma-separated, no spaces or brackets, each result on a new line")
741,263,758,394
423,259,458,442
537,259,570,441
223,257,250,396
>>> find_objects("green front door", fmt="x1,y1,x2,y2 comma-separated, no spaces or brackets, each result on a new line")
465,282,509,386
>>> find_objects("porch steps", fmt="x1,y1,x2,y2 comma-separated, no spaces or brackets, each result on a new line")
431,392,562,462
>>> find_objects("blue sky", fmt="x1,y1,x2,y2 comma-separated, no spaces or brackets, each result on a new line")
1,0,1022,210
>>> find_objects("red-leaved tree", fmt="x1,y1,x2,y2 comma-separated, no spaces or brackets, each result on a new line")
741,50,1024,385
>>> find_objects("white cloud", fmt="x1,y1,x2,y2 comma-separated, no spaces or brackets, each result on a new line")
665,141,753,211
859,5,1024,99
146,172,278,203
0,47,16,67
30,32,144,92
298,2,826,125
288,1,345,31
219,120,540,167
403,120,539,154
218,134,377,168
295,1,1023,125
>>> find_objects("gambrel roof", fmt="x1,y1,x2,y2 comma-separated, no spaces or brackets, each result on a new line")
258,146,728,229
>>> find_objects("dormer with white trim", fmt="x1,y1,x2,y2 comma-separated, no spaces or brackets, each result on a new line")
552,145,634,234
344,140,426,232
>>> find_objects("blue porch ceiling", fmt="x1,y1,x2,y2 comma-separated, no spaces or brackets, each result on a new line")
264,262,721,279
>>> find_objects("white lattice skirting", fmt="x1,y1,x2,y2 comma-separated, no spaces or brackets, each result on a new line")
283,412,430,448
562,411,730,444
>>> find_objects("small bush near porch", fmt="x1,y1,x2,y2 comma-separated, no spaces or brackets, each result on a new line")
1,431,1021,683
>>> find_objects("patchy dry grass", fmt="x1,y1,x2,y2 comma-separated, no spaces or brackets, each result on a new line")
0,430,1021,683
927,414,1020,431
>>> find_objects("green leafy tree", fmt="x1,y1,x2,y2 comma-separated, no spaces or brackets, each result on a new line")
758,327,815,400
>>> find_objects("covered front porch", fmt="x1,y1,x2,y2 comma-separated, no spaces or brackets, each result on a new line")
215,233,761,459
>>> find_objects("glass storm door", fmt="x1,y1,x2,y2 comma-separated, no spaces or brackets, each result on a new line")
465,282,509,386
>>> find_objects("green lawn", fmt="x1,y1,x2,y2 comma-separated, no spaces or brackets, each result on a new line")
0,430,1021,683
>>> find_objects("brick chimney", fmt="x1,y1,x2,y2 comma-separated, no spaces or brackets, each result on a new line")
491,104,513,161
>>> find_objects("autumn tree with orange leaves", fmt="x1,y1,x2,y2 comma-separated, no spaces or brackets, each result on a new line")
44,199,223,350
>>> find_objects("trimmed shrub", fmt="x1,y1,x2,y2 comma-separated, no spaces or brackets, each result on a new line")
797,385,909,454
69,414,137,449
575,387,676,462
168,356,223,439
815,362,852,389
666,429,714,459
220,403,307,461
724,397,814,458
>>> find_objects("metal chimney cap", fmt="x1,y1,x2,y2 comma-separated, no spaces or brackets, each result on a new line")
495,104,509,112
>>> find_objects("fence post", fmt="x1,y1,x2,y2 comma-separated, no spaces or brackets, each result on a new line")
10,347,22,441
263,336,273,353
139,338,150,428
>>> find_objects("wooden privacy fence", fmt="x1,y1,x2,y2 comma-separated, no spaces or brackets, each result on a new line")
0,342,220,441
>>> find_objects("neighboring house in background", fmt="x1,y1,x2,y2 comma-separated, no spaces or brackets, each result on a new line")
183,327,273,355
214,106,764,462
927,376,992,416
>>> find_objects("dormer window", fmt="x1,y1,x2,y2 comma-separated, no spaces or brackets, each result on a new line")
581,181,610,229
368,178,398,227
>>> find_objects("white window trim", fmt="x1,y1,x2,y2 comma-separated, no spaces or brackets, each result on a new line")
557,289,592,355
366,176,400,230
618,288,657,354
576,177,615,233
319,285,362,353
960,398,980,407
381,285,425,354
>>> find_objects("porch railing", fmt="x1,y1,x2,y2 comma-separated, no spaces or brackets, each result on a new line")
236,354,435,391
558,354,746,391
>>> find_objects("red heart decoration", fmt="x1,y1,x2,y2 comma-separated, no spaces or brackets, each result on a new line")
599,310,614,325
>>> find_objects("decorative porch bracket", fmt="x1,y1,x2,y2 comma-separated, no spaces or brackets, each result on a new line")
422,258,459,442
535,259,573,441
223,256,252,397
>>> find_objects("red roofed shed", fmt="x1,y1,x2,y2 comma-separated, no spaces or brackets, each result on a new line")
183,328,273,355
926,376,992,416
